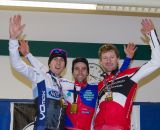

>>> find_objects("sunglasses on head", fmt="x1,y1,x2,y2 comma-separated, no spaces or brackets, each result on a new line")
50,48,67,57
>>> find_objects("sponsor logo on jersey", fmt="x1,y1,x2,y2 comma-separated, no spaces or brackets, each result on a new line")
48,90,61,98
39,90,46,120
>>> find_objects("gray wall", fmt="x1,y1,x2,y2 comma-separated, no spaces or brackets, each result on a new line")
0,10,160,102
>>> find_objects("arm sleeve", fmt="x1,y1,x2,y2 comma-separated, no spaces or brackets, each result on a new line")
131,29,160,83
120,57,131,72
25,53,48,73
9,39,39,83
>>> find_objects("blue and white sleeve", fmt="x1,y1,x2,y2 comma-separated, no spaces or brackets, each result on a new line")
120,57,131,72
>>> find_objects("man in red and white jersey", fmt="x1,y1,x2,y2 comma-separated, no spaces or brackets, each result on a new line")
94,19,160,130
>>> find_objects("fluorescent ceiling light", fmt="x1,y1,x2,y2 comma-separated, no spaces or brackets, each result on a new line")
0,0,97,10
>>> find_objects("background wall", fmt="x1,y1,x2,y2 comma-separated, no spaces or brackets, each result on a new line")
0,10,160,102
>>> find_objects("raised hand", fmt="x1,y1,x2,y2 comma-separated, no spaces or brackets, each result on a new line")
9,15,25,39
18,40,29,56
141,19,155,35
124,42,137,59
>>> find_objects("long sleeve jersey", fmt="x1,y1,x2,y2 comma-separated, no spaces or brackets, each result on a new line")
94,29,160,130
9,40,67,130
16,48,98,130
24,54,99,130
22,44,131,130
62,81,98,130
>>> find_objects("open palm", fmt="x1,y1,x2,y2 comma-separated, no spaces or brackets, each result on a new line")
9,15,25,39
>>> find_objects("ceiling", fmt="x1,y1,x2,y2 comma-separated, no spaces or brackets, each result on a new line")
1,0,160,17
37,0,160,7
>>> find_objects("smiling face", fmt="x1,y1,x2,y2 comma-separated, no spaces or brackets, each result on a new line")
49,57,65,77
100,50,119,74
99,44,119,74
73,62,89,83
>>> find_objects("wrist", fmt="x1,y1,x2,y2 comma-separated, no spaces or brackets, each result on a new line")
10,35,18,40
24,51,29,57
126,56,132,59
25,52,31,58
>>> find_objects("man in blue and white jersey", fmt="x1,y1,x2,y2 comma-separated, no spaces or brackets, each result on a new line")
9,15,68,130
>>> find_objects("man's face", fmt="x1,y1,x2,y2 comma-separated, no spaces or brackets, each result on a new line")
73,62,88,82
49,57,65,77
100,50,119,73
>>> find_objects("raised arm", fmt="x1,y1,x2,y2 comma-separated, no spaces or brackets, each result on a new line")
9,15,39,83
131,19,160,83
120,43,137,72
19,40,48,72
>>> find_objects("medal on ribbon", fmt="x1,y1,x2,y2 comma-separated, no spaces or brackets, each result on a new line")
70,103,78,114
70,85,78,114
49,72,68,108
105,91,113,101
103,71,120,102
60,98,68,108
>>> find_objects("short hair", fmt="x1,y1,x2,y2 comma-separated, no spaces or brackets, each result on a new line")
98,44,120,59
72,57,89,73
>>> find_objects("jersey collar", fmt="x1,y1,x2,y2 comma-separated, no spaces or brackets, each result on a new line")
74,80,87,87
101,67,119,78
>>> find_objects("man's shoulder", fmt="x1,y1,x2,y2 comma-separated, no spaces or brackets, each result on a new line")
59,78,74,89
60,78,73,84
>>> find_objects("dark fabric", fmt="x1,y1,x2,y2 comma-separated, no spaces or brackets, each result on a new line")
13,103,36,130
140,103,160,130
45,99,66,129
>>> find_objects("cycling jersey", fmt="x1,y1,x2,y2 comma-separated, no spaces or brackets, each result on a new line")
94,29,160,130
62,81,98,130
12,40,131,130
9,40,66,130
